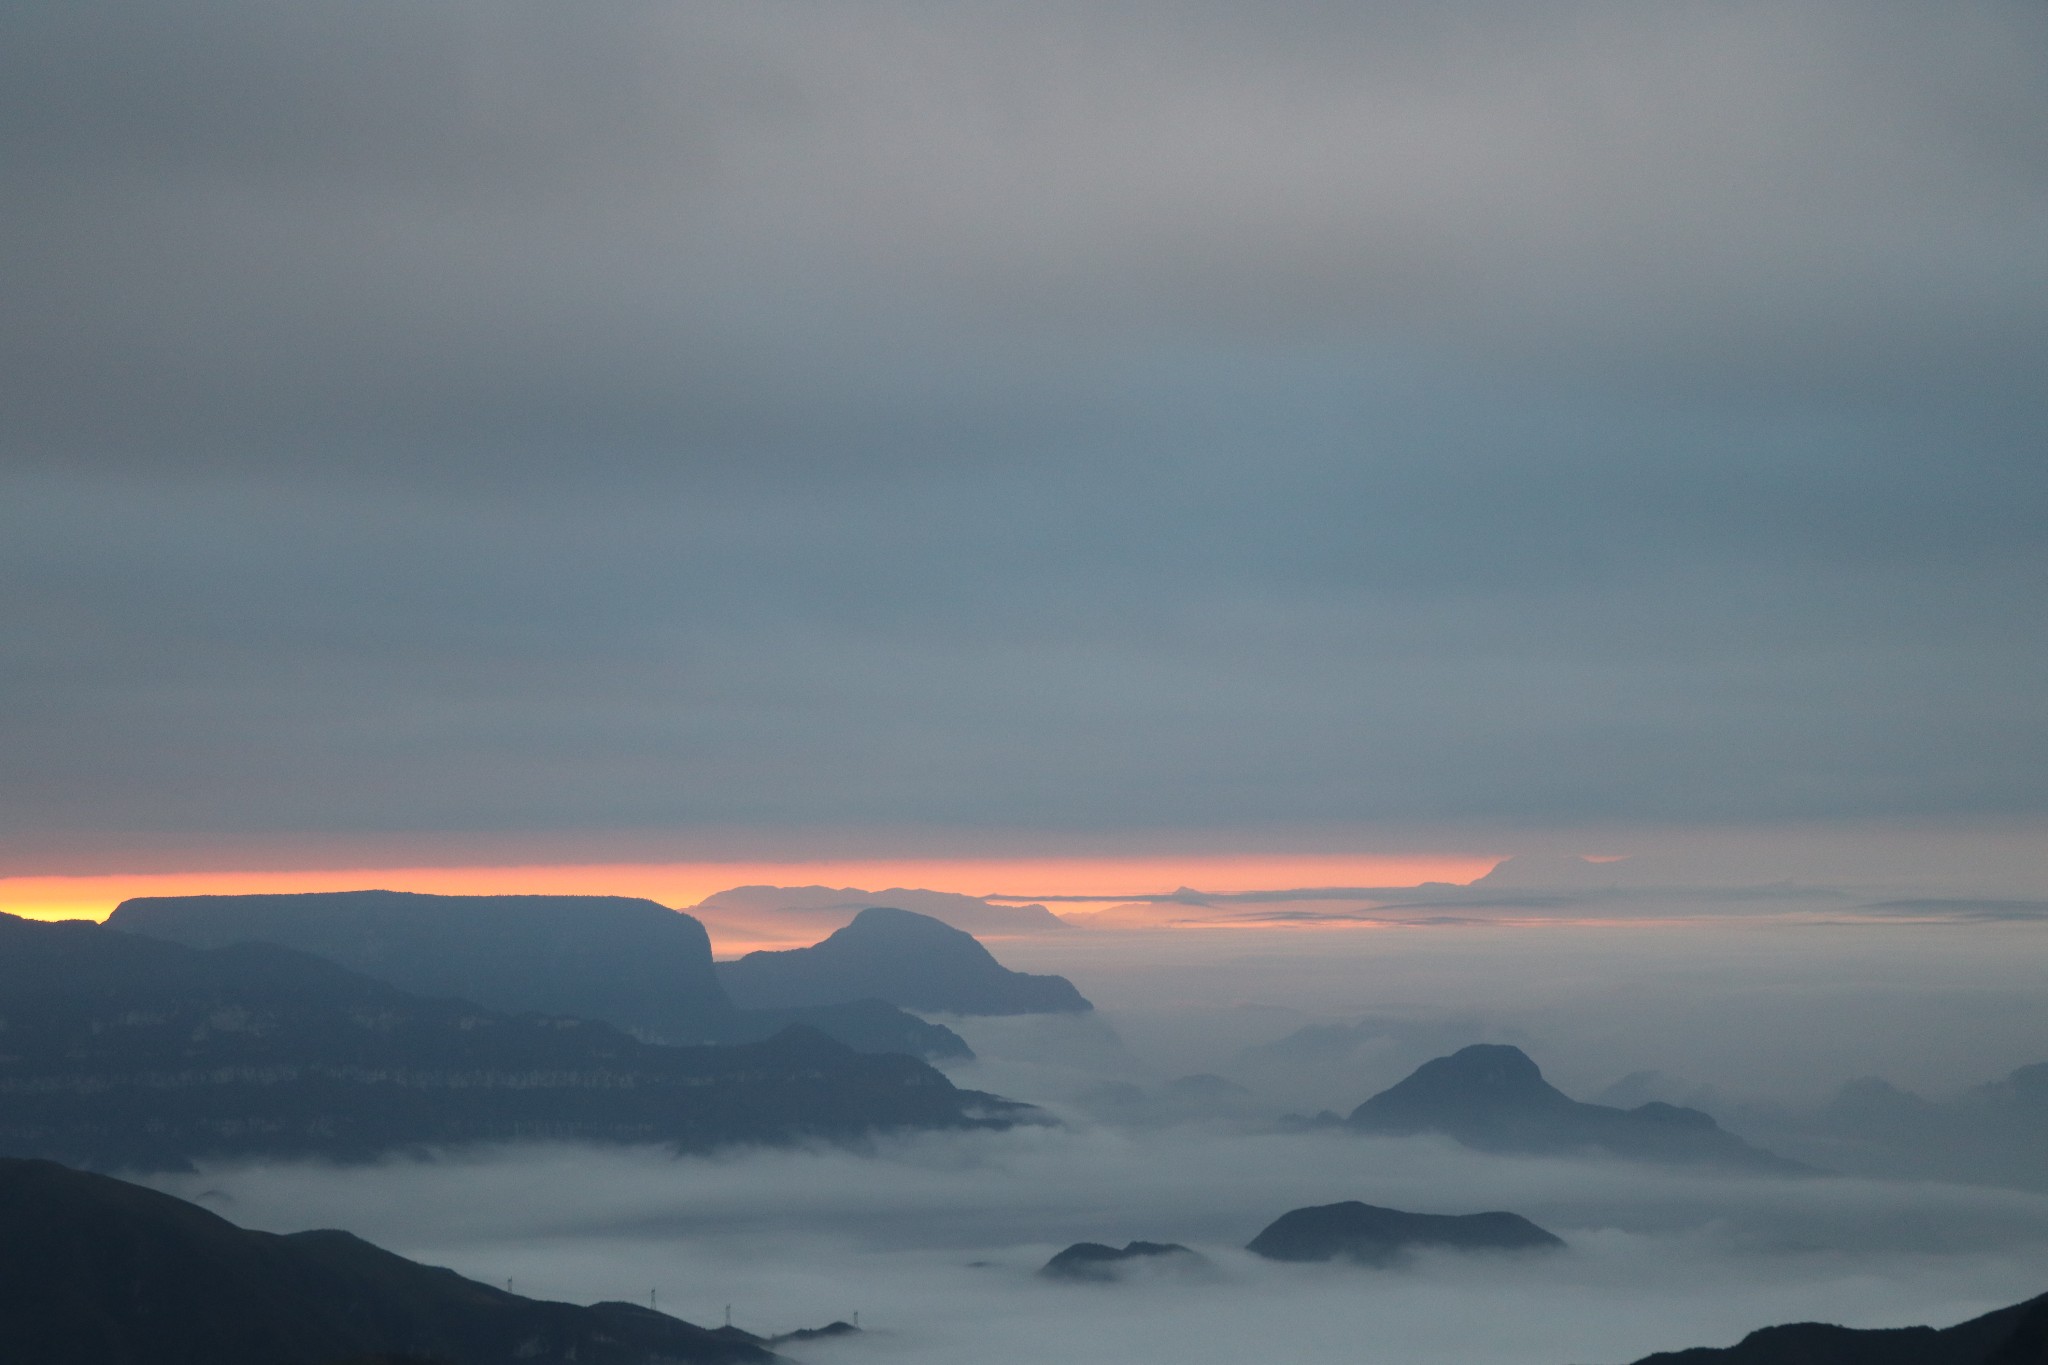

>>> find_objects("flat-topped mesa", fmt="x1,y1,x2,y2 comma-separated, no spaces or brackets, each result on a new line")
1246,1201,1564,1266
1346,1044,1805,1171
0,912,1028,1171
717,907,1093,1016
110,890,731,1038
108,890,969,1060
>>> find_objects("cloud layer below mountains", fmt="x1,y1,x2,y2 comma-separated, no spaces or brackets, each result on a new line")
155,1128,2048,1365
5,1,2047,851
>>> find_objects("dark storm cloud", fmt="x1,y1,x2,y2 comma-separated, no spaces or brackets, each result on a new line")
4,1,2046,847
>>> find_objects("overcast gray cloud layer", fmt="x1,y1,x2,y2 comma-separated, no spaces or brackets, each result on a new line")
5,1,2046,851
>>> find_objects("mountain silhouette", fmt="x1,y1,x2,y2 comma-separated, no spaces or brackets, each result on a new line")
692,885,1071,936
716,907,1092,1015
1623,1289,2048,1364
1246,1201,1564,1265
109,891,968,1060
1039,1240,1206,1281
0,913,1025,1170
0,1155,778,1365
1346,1044,1803,1170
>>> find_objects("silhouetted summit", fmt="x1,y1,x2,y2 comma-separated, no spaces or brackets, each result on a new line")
1040,1240,1206,1281
110,890,968,1060
0,1156,777,1365
717,907,1092,1015
1347,1044,1803,1170
0,912,1024,1170
1246,1201,1563,1265
1624,1289,2048,1364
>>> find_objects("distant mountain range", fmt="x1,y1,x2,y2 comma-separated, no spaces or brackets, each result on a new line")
717,907,1092,1015
0,912,1027,1170
1621,1290,2048,1364
1347,1044,1804,1171
1245,1200,1563,1264
109,891,969,1060
1746,1064,2048,1191
0,1155,789,1365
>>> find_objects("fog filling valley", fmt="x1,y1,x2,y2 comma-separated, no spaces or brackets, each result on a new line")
147,909,2048,1365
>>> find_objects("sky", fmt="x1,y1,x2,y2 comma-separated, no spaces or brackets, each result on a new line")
5,2,2047,891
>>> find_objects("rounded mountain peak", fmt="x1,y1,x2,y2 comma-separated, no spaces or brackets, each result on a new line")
838,906,977,941
1426,1044,1546,1086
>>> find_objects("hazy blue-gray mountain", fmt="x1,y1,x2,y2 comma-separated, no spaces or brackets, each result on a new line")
1622,1289,2048,1364
692,885,1072,937
1039,1240,1206,1281
1246,1201,1564,1265
108,891,969,1060
0,1155,778,1365
1744,1065,2048,1190
1346,1044,1804,1171
0,913,1024,1171
716,907,1092,1015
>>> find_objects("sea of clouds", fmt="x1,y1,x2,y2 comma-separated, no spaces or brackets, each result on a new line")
154,1126,2048,1365
146,913,2048,1365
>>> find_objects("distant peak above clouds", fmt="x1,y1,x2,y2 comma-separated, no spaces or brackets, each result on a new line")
690,885,1073,941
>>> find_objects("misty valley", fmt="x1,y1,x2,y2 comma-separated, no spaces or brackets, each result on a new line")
1,881,2045,1365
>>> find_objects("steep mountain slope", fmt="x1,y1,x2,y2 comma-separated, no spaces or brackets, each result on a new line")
1347,1044,1802,1171
1245,1201,1563,1265
0,914,1024,1170
717,907,1091,1015
0,1156,775,1365
109,890,968,1059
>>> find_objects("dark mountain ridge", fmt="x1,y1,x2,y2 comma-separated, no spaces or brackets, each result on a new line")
108,891,968,1060
1245,1200,1564,1265
0,913,1025,1171
0,1155,777,1365
1621,1289,2048,1364
1347,1044,1803,1171
717,906,1092,1015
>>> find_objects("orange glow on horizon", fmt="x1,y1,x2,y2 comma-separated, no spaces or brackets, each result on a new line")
0,852,1496,926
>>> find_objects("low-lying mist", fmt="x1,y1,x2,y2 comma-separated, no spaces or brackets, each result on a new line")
152,1125,2048,1365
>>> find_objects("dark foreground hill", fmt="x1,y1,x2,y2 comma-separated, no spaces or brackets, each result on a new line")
109,891,968,1060
0,1156,776,1365
1347,1044,1803,1171
1623,1290,2048,1364
717,907,1092,1015
1246,1201,1564,1265
0,914,1025,1170
1040,1240,1206,1281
